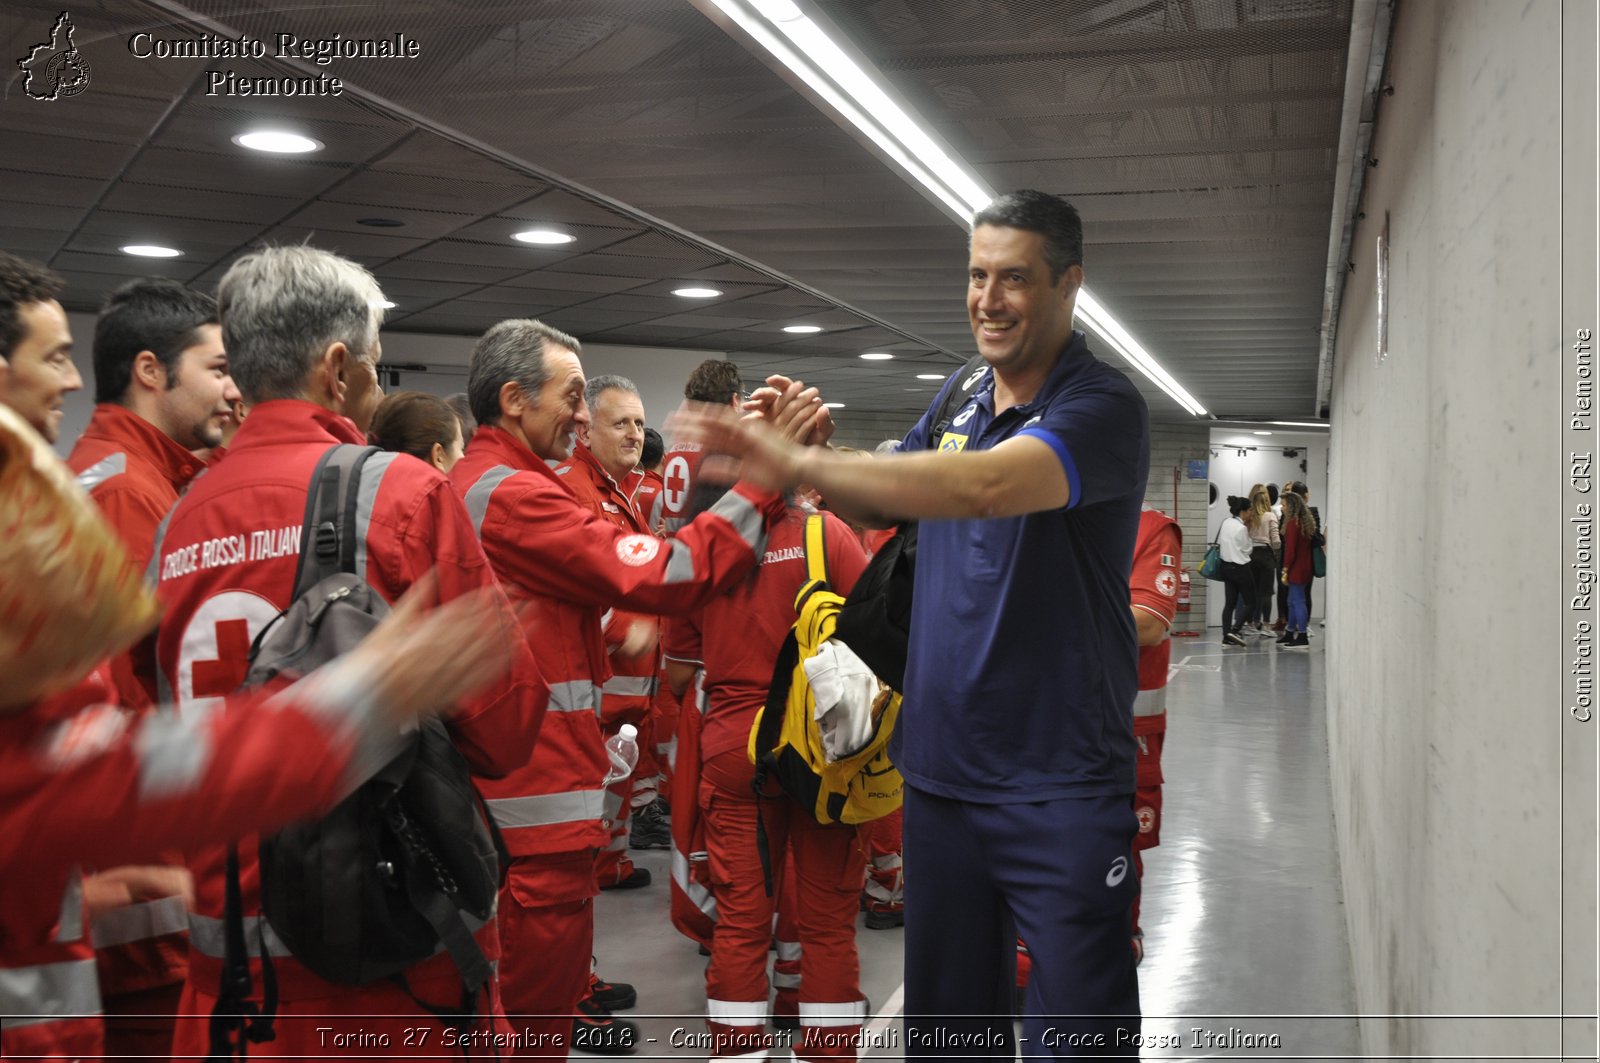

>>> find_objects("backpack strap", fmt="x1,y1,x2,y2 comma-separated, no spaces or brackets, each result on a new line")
293,444,382,597
793,513,830,612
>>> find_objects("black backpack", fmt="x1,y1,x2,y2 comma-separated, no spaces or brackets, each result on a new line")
832,355,985,694
209,444,508,1060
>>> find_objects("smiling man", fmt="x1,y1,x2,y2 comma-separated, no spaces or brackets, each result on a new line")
453,319,790,1053
0,251,80,443
68,280,238,579
670,189,1151,1056
63,279,242,1057
556,375,670,896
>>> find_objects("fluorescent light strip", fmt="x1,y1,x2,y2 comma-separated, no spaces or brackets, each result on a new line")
719,0,1209,419
710,0,982,219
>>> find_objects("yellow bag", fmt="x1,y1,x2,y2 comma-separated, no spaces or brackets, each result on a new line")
0,403,157,710
748,514,903,826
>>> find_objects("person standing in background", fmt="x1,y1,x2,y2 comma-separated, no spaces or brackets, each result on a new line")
1219,495,1256,647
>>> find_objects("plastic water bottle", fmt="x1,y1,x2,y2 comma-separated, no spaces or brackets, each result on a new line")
602,723,640,785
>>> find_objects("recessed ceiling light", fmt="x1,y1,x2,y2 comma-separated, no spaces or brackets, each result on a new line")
121,244,181,258
672,287,722,298
859,352,893,360
823,402,845,409
783,324,823,334
1254,431,1272,436
358,217,406,228
513,229,577,245
916,372,947,380
1267,421,1330,428
233,130,322,154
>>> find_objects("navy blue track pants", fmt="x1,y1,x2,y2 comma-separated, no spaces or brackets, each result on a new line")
903,785,1141,1058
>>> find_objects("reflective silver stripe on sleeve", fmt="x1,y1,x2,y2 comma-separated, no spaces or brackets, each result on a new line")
90,895,189,949
669,849,718,919
187,913,293,959
0,959,101,1028
55,876,84,944
601,675,655,697
486,789,607,829
602,791,625,821
708,489,766,551
134,711,210,799
1132,687,1168,717
75,452,127,492
662,539,696,584
548,680,600,713
464,465,518,537
772,970,801,990
773,939,802,962
352,451,399,584
145,499,181,588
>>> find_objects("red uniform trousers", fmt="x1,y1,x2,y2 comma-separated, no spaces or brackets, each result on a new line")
498,850,598,1054
770,861,802,1024
1131,710,1166,933
651,668,680,794
700,750,866,1061
859,808,904,915
668,683,716,949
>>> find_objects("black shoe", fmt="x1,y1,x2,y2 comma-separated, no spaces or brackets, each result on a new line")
572,999,639,1055
1281,632,1311,651
599,866,651,891
586,971,637,1012
1222,631,1245,647
864,908,904,930
1275,631,1292,644
628,799,671,850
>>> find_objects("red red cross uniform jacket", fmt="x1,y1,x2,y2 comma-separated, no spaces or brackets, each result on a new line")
147,401,545,1055
0,656,436,1060
1130,507,1182,852
65,405,206,1018
555,443,657,732
451,425,783,862
658,440,707,534
634,467,665,534
67,404,206,709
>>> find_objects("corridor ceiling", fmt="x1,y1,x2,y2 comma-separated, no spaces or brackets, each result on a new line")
0,0,1354,422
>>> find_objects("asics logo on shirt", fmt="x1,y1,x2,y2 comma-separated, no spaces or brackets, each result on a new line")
1105,856,1129,888
952,403,978,427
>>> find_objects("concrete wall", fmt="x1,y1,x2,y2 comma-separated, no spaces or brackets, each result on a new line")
1325,1,1579,1056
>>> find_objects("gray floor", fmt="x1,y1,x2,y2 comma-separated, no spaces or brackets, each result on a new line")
593,627,1360,1059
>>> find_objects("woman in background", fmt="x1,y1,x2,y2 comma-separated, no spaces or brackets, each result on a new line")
1279,491,1316,649
1219,495,1256,647
368,391,466,473
1244,483,1280,636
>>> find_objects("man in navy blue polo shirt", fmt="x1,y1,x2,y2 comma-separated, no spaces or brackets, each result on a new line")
672,189,1150,1056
